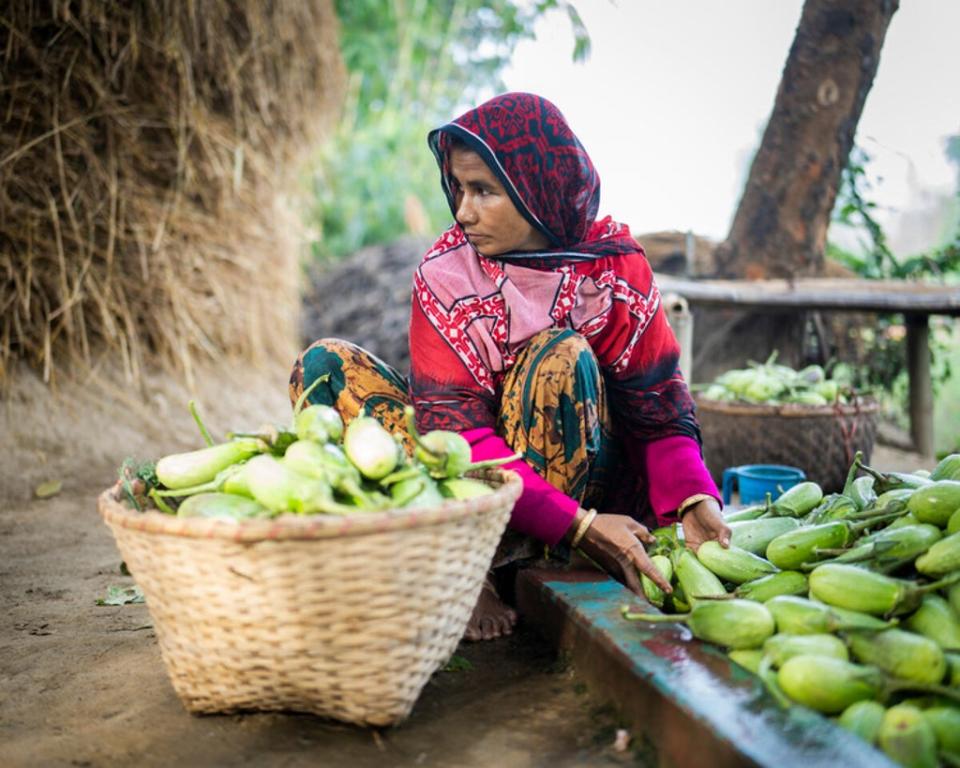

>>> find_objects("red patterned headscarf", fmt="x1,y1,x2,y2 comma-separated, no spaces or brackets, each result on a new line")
427,92,638,260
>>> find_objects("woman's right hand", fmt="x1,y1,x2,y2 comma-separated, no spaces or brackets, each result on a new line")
574,512,673,596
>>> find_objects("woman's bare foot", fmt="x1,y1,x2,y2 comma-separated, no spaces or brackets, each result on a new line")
464,575,518,641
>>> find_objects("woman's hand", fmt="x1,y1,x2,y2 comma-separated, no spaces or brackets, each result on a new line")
573,512,673,596
680,497,730,552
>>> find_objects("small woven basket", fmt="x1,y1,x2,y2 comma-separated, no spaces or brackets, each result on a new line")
98,468,522,727
696,397,880,493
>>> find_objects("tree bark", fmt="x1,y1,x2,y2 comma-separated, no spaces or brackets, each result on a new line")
714,0,899,279
691,0,899,382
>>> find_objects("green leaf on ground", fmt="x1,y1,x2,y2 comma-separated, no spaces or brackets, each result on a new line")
96,585,145,606
442,654,473,672
35,480,62,499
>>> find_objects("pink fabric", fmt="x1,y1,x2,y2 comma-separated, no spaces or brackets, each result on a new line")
644,435,722,526
414,235,629,392
463,427,578,545
461,431,720,543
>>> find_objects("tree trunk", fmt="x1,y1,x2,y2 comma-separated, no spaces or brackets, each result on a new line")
715,0,899,279
693,0,899,382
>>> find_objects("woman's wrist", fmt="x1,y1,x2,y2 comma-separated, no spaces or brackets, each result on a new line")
677,493,717,518
564,507,589,545
568,508,598,548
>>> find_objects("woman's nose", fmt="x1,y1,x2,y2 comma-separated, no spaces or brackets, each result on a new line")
456,193,477,226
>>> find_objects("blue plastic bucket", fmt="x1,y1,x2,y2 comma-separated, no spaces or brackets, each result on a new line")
721,464,806,505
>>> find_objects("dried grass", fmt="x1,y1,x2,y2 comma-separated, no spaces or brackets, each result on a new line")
0,0,346,391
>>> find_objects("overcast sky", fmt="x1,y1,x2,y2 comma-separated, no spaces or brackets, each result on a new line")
501,1,960,253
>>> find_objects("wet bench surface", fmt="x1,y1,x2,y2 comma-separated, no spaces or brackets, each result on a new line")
516,567,896,768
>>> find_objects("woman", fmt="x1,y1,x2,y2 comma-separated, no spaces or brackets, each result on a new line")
290,92,729,641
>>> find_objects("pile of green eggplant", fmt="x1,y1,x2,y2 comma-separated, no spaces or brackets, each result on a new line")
698,353,859,406
624,450,960,767
119,384,518,521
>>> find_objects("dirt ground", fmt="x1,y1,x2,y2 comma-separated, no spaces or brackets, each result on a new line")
0,361,935,768
0,363,641,768
0,479,633,767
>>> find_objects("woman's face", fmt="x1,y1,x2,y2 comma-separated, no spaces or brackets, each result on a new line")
448,147,550,256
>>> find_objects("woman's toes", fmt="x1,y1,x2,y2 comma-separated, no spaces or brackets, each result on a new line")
480,617,499,640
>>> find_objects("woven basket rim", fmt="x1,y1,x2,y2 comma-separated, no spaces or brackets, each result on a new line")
99,468,523,542
695,395,879,418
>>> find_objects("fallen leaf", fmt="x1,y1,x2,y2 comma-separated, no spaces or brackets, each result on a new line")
35,479,63,499
442,654,473,672
96,585,145,606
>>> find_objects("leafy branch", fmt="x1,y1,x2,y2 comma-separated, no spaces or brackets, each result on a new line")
308,1,591,263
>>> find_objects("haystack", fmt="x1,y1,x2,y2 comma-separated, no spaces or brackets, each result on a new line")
0,1,345,500
0,0,345,388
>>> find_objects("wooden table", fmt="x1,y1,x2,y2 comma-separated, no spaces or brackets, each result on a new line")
656,276,960,457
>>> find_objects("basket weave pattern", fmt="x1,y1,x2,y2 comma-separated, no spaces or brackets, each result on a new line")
99,469,522,726
696,397,880,493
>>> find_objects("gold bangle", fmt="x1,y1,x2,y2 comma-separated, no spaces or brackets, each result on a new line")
570,508,598,549
677,493,715,518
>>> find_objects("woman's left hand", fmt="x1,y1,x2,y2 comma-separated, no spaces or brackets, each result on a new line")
681,498,730,552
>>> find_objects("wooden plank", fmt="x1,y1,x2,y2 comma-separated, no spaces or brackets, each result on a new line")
906,315,935,457
655,276,960,315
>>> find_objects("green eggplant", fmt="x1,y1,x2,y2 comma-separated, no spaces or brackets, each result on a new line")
908,481,960,527
904,594,960,651
838,700,885,745
770,482,823,518
931,453,960,482
156,438,262,490
176,492,267,521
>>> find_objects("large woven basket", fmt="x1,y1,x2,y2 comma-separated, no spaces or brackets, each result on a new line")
696,397,880,493
98,468,522,726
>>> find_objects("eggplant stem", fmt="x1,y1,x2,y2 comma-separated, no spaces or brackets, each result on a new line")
815,546,863,557
149,489,176,515
842,450,864,497
379,466,423,486
154,480,217,498
850,510,904,531
692,592,734,601
188,399,215,447
404,405,443,459
919,571,960,593
293,374,329,416
621,605,688,623
886,679,960,705
848,500,907,521
462,453,523,472
340,479,386,509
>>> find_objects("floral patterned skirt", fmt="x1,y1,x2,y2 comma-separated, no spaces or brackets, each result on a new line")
289,329,644,565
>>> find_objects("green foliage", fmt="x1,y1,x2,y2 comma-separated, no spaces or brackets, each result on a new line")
307,1,590,263
827,142,960,442
831,146,960,280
